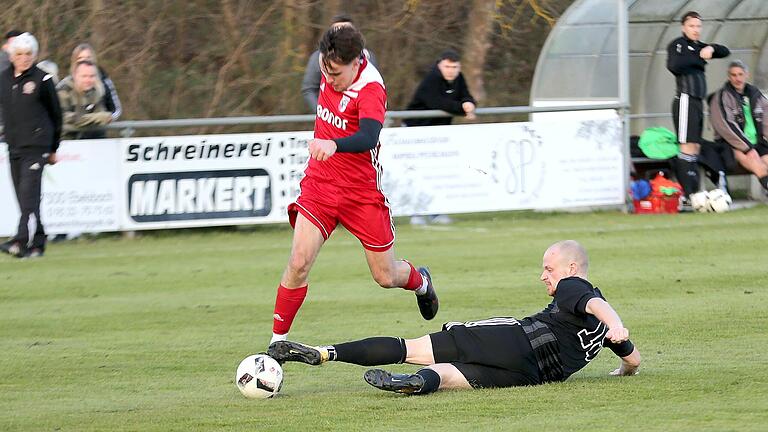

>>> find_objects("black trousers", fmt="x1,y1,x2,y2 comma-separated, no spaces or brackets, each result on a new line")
9,153,47,250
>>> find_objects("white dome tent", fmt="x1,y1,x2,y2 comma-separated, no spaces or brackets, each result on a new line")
531,0,768,198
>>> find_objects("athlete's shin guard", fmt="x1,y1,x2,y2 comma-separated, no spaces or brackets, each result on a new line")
401,260,424,290
415,368,442,394
675,153,701,196
272,285,308,336
334,337,407,366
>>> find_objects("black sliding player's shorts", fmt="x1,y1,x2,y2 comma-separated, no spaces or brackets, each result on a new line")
429,317,541,388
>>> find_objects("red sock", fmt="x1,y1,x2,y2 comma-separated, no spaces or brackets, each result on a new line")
401,261,423,290
272,285,308,335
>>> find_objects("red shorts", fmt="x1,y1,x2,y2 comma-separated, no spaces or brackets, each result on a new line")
288,177,395,251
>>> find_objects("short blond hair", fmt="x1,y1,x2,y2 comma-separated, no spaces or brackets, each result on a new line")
548,240,589,276
70,43,98,74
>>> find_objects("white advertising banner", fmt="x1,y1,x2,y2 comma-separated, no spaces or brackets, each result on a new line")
0,116,623,236
379,116,624,215
119,131,311,230
0,140,122,236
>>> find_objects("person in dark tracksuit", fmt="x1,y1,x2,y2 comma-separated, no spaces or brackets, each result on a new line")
667,11,729,207
0,33,62,258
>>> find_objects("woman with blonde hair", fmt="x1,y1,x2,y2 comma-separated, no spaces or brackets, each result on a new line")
69,43,121,121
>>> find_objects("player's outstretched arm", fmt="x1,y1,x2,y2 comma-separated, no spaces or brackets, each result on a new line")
585,297,629,343
609,347,641,376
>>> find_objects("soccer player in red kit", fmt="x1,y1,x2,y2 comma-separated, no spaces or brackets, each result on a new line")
269,25,439,344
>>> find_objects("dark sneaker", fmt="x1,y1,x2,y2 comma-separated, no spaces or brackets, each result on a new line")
0,241,21,256
364,369,425,394
678,196,693,213
416,267,438,320
21,248,44,259
268,340,327,365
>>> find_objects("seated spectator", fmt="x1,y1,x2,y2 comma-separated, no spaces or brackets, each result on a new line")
403,49,476,127
57,60,113,139
70,43,121,121
709,60,768,194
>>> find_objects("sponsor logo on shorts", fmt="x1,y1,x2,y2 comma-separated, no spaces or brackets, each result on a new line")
128,169,271,222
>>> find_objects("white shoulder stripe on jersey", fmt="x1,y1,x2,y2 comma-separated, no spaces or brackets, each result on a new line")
346,55,385,95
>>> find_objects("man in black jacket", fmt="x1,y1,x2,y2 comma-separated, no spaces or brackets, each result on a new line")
0,33,62,258
403,49,476,127
667,11,729,206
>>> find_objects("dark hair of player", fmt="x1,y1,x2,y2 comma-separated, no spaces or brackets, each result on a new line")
681,11,701,24
319,25,365,69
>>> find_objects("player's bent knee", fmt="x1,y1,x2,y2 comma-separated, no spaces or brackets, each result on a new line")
427,364,472,390
371,269,397,288
286,253,313,279
404,336,435,365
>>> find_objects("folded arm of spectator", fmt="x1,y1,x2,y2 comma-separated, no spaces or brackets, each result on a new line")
76,111,113,126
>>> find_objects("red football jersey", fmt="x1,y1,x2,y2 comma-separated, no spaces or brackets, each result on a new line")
305,55,387,190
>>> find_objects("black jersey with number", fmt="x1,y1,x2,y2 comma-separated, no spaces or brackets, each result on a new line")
525,277,632,380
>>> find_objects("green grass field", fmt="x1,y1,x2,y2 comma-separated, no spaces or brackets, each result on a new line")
2,207,768,431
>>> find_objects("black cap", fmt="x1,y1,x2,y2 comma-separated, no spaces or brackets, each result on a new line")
439,49,460,62
4,30,23,40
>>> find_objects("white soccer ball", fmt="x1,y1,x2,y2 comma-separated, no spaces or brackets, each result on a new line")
706,189,732,213
235,354,283,399
690,191,709,213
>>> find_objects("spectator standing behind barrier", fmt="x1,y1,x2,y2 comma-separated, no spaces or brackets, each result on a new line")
403,49,476,127
0,30,23,139
70,43,121,122
404,49,476,225
0,33,62,258
58,60,114,139
666,11,729,209
301,14,377,112
709,60,768,195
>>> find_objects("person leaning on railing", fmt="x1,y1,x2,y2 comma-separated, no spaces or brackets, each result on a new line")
57,60,114,140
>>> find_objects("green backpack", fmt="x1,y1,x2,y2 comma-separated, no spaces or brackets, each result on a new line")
638,127,679,159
